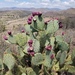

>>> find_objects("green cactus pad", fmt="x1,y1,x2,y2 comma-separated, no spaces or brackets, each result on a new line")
52,62,60,71
18,47,25,58
15,33,27,46
71,49,75,64
32,16,45,31
46,19,59,34
50,37,55,49
53,19,59,31
25,25,37,34
8,35,16,44
59,51,67,66
58,41,69,52
4,48,12,54
55,35,64,42
68,66,75,73
26,67,36,75
65,55,73,65
43,51,53,68
3,54,16,70
39,34,48,48
56,51,62,60
25,25,32,33
33,39,40,53
31,53,44,65
18,65,26,73
45,40,49,46
71,49,75,60
32,66,40,75
23,44,29,54
39,31,46,37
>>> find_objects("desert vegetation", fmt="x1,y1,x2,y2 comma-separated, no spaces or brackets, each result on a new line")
0,11,75,75
0,8,75,75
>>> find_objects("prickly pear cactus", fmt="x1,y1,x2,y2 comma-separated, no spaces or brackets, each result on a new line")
2,11,74,75
31,53,44,65
3,54,16,70
59,51,67,66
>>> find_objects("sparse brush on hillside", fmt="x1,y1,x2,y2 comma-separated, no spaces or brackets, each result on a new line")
0,12,75,75
0,20,6,33
0,10,31,21
63,17,75,29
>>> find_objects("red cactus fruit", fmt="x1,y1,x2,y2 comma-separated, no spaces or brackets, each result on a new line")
8,31,12,35
21,29,25,33
45,45,52,51
3,36,8,40
27,47,34,56
50,54,54,59
28,16,33,21
30,51,35,56
28,40,33,45
32,12,38,16
27,20,32,24
62,32,65,35
38,12,42,16
55,18,59,20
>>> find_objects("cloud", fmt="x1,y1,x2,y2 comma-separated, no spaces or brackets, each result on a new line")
4,0,15,2
2,0,75,9
17,2,35,8
41,0,50,3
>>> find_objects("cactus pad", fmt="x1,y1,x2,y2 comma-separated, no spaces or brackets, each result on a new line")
55,35,64,42
50,37,55,49
33,39,40,53
46,19,59,34
21,73,26,75
43,51,54,68
8,35,16,44
26,67,36,75
56,51,62,60
3,54,16,70
59,51,67,66
15,33,27,46
32,16,44,31
31,53,44,65
58,41,69,52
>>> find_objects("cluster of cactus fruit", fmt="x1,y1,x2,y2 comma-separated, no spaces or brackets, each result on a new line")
1,12,75,75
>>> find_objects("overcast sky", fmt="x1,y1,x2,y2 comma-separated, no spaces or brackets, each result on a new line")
0,0,75,9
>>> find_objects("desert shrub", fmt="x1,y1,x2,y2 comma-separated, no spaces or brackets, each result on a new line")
0,20,6,33
61,17,75,29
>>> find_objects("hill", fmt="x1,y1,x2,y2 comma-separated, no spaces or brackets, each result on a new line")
0,10,31,21
43,8,75,18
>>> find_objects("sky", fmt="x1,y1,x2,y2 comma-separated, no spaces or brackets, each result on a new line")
0,0,75,9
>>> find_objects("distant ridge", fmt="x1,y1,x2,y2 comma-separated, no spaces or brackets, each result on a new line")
0,7,75,20
0,7,61,12
43,8,75,18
